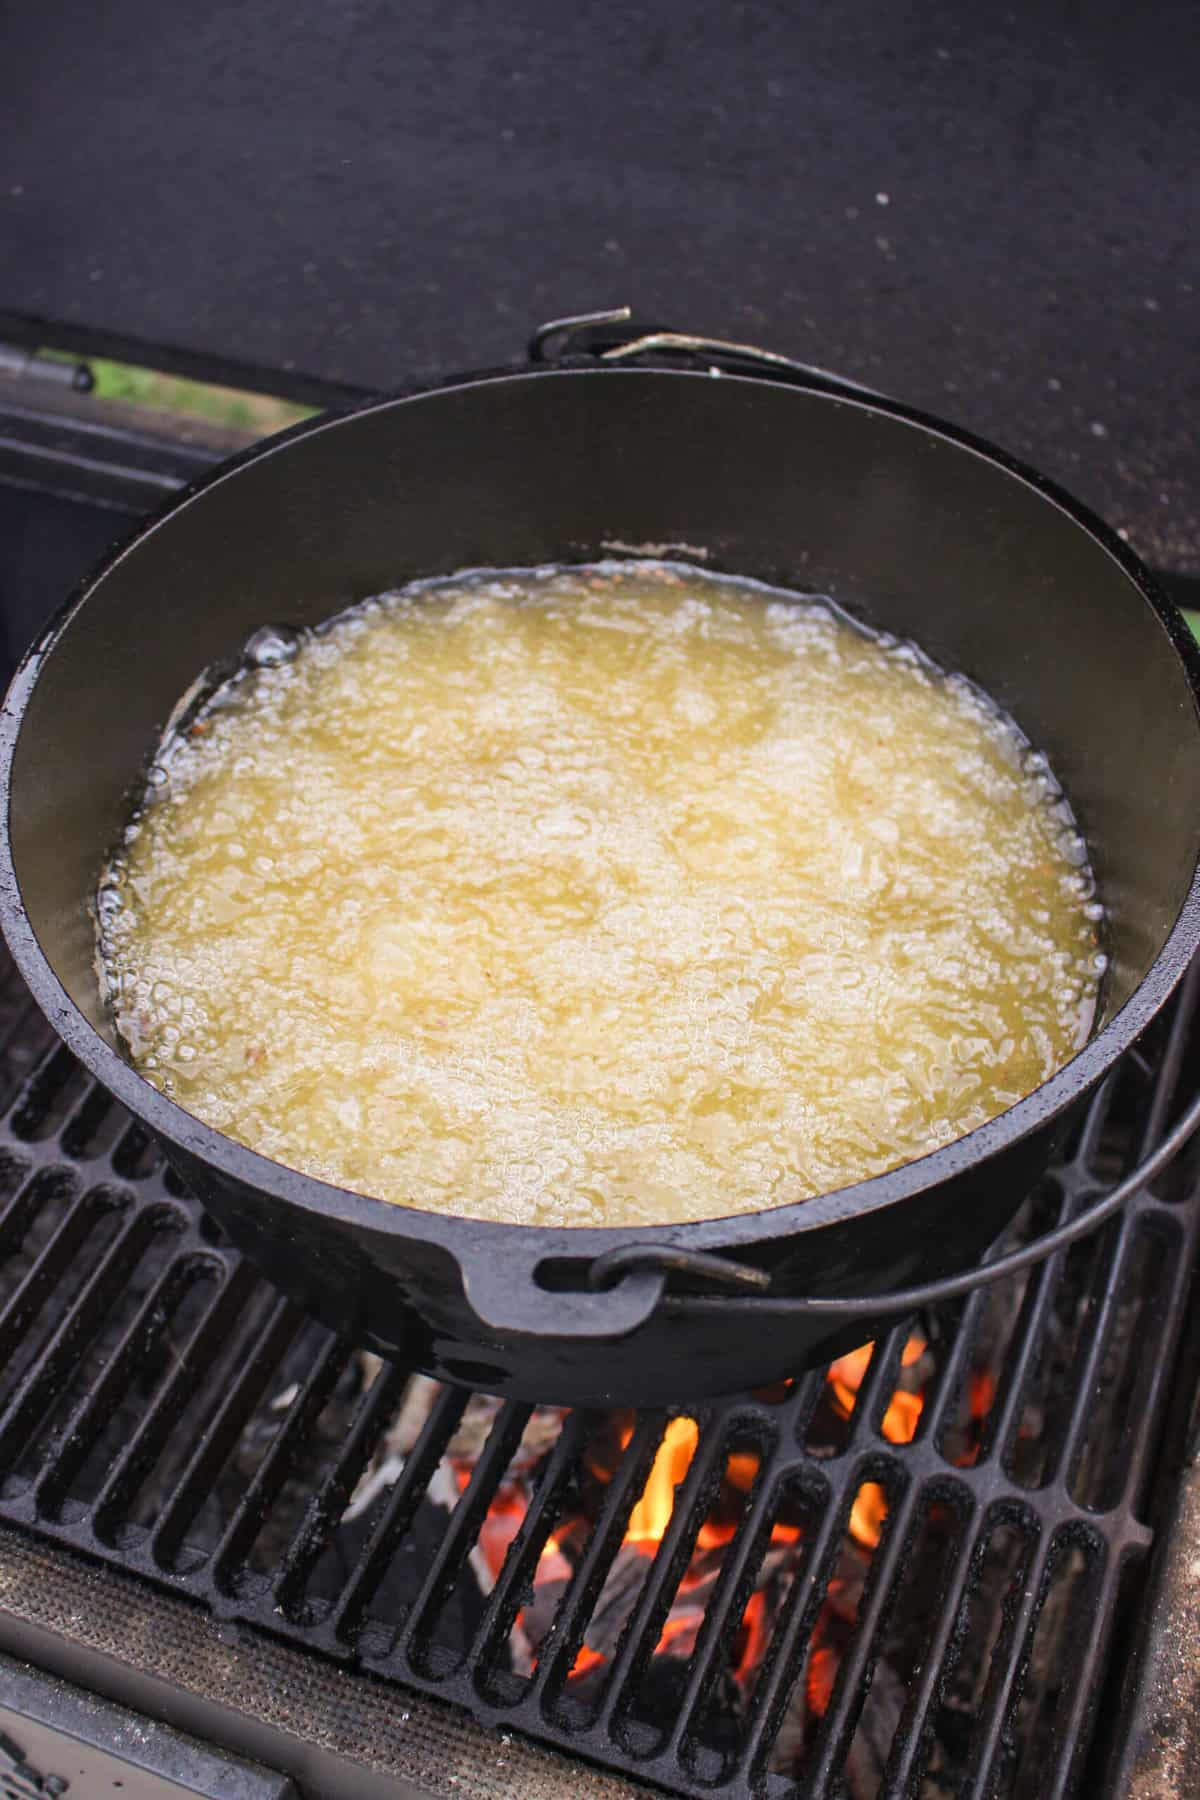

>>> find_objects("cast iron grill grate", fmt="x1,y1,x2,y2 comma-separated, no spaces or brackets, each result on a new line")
0,942,1198,1799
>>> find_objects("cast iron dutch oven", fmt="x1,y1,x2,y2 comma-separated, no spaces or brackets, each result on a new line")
2,319,1199,1406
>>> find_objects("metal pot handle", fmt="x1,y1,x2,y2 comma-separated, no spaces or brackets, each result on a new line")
528,305,890,402
458,1241,770,1340
458,1252,666,1341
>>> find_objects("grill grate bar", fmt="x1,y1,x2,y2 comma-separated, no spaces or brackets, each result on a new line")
0,996,42,1070
842,1325,918,1458
149,1292,301,1570
7,1041,78,1139
0,1187,140,1469
273,1356,411,1618
984,1205,1073,1473
0,1027,60,1108
0,1173,92,1368
1043,1195,1129,1490
530,1409,667,1711
960,1520,1053,1797
1136,956,1200,1159
1055,1204,1138,1487
919,1289,988,1454
802,1464,922,1791
591,1416,730,1742
1037,1546,1123,1800
736,1469,859,1781
0,1163,57,1254
1075,1071,1118,1170
661,1432,801,1763
59,1079,117,1159
402,1398,534,1675
6,1034,65,1097
211,1328,350,1593
33,1235,214,1517
112,1120,163,1182
881,1488,981,1796
92,1256,261,1537
469,1403,593,1684
210,1324,352,1591
789,1364,842,1449
334,1380,469,1645
1109,1215,1193,1518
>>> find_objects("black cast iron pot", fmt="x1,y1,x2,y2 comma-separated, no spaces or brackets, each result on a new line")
2,331,1199,1406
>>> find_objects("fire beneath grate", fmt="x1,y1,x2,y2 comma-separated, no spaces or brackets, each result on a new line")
0,942,1198,1799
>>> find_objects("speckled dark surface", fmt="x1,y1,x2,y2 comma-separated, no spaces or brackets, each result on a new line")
1113,1443,1200,1799
1,1,1197,567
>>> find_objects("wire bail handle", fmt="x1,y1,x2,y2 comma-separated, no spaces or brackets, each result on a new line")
529,305,889,401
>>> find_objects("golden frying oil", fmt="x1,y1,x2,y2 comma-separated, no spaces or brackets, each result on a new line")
96,563,1103,1226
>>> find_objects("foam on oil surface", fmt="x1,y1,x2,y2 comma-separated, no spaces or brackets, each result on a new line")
96,563,1103,1227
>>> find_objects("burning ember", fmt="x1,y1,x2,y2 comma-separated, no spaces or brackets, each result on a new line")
341,1322,1000,1783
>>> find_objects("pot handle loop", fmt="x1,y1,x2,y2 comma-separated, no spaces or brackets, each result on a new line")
460,1242,769,1340
459,1253,667,1341
587,1243,771,1292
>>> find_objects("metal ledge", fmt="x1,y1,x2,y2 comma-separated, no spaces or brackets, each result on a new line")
0,1528,652,1800
0,1650,296,1798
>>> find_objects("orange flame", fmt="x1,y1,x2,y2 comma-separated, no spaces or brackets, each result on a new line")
949,1367,998,1468
849,1480,889,1550
827,1335,926,1450
450,1333,939,1699
970,1369,995,1419
627,1417,699,1544
828,1343,874,1413
825,1336,924,1548
726,1450,760,1492
883,1389,923,1445
807,1642,839,1716
737,1590,772,1690
654,1612,699,1656
696,1519,737,1551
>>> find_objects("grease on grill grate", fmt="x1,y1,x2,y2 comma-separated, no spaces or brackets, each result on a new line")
0,949,1198,1799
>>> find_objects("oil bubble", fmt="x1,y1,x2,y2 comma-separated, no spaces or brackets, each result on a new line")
243,625,302,668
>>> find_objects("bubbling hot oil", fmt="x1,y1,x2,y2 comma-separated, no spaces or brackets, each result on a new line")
96,564,1103,1228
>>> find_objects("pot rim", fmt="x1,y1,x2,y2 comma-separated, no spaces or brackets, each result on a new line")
3,360,1199,1267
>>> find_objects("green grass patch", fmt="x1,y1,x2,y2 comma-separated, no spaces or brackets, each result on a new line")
41,348,317,435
